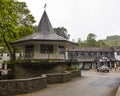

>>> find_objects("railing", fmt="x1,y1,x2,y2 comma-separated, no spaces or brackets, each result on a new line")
20,54,65,60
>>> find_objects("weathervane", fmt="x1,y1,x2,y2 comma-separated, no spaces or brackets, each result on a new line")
44,3,47,10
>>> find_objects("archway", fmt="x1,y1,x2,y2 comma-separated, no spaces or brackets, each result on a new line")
95,56,112,68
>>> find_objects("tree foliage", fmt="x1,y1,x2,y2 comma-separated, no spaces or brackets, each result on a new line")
15,1,35,39
87,33,96,41
104,35,120,46
0,0,35,60
86,33,97,47
54,27,70,40
0,0,17,57
77,33,109,47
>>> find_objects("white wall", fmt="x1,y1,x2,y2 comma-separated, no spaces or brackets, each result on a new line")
33,43,65,60
0,53,10,63
0,53,20,63
114,52,120,60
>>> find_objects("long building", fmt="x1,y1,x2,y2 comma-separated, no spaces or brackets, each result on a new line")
68,46,120,69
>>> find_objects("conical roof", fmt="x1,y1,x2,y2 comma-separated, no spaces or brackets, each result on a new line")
36,10,54,33
11,10,77,46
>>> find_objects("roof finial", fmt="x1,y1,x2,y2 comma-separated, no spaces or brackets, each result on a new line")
44,3,47,10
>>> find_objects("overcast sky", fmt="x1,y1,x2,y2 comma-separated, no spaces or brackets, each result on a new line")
18,0,120,41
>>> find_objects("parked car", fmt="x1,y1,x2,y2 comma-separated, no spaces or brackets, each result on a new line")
97,65,109,72
84,65,90,70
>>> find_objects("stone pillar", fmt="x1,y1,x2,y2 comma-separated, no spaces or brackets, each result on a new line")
4,64,7,70
65,51,68,60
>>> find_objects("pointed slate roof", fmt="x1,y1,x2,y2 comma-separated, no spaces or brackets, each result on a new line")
11,10,72,44
36,10,54,33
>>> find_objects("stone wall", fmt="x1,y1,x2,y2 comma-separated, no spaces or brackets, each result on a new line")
14,63,66,79
46,70,81,84
46,71,71,84
0,69,81,96
0,75,47,96
14,63,41,79
71,70,81,77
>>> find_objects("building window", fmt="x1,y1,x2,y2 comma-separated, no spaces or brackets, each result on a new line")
58,46,65,54
0,53,3,57
25,45,34,57
94,52,97,55
81,52,85,57
7,53,10,57
81,52,85,56
110,52,113,55
105,52,108,56
88,52,91,56
117,51,120,55
107,52,112,56
40,44,53,53
100,52,103,55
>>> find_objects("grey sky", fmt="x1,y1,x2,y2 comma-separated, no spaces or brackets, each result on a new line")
18,0,120,41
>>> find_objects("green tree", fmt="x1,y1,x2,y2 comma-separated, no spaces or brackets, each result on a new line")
15,1,35,39
0,0,17,60
87,33,96,40
0,0,35,60
104,35,120,46
86,33,97,47
98,40,109,47
77,33,108,47
54,27,70,40
77,38,87,47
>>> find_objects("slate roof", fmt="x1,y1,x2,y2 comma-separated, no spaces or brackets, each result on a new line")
77,56,118,62
69,47,113,52
77,57,95,62
112,46,120,51
11,10,75,45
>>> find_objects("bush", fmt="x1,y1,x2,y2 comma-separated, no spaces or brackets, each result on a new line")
68,65,80,70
